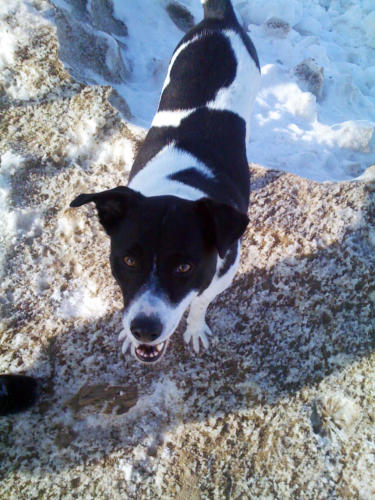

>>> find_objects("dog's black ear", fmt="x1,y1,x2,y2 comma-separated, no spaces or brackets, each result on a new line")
70,186,142,235
197,198,249,258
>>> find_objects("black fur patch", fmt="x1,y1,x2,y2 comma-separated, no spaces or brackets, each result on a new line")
176,17,260,70
218,243,238,278
159,32,237,111
169,167,220,201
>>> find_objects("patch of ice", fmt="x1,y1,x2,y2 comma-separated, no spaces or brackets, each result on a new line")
65,117,101,163
330,121,374,153
0,0,53,101
16,210,43,238
56,282,108,320
356,164,375,183
95,132,136,169
0,152,22,273
126,377,182,421
314,392,361,439
118,460,133,482
54,7,129,85
0,25,17,70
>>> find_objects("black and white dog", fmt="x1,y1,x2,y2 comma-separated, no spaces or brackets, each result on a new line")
71,0,260,364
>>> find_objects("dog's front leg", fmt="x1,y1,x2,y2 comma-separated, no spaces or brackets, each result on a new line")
184,295,213,353
184,242,241,353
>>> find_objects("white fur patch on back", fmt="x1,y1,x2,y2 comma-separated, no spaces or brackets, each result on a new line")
207,30,261,141
154,30,260,138
151,109,194,128
129,143,214,200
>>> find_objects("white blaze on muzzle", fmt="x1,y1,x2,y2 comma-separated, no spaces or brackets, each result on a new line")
119,280,197,363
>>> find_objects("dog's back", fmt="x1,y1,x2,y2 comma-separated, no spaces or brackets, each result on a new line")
128,0,260,213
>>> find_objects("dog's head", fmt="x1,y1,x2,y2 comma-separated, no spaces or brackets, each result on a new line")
70,187,248,363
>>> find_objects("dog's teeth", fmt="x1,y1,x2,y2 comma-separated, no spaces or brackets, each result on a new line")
133,341,167,362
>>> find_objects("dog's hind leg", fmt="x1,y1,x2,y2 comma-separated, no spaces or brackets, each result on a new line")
184,242,240,352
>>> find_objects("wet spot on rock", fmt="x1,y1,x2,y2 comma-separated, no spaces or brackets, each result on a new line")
67,383,138,415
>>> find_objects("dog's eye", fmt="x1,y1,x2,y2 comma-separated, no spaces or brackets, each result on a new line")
123,256,137,268
175,263,192,274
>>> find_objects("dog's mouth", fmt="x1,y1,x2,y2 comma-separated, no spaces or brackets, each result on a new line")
134,341,167,364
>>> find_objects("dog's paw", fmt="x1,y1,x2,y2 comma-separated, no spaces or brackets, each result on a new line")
183,321,212,353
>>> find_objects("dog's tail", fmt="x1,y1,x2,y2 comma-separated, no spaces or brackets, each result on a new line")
201,0,237,21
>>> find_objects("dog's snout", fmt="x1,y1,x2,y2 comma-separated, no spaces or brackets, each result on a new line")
130,315,163,343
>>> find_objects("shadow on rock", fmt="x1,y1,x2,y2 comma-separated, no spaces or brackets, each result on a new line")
1,215,373,478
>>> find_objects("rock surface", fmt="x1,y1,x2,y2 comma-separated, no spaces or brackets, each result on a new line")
54,5,129,85
0,1,374,499
264,17,291,38
294,57,324,99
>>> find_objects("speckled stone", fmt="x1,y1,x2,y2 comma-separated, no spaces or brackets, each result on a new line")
0,2,374,499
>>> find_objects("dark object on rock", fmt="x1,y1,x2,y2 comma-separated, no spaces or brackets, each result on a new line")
0,374,39,416
264,17,291,38
67,383,138,415
294,57,324,98
166,2,195,32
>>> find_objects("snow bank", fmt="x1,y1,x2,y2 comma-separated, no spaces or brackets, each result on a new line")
47,0,375,182
235,0,303,27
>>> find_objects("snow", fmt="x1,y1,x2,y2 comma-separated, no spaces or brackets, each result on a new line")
54,282,109,320
0,153,24,273
236,0,303,27
48,0,375,183
0,27,17,70
119,460,133,482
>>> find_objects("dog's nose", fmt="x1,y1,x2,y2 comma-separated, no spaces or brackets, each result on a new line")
130,315,163,343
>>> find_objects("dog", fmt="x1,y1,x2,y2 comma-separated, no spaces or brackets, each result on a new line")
70,0,260,364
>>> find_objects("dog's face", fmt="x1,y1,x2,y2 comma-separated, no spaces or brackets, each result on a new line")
70,187,248,363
